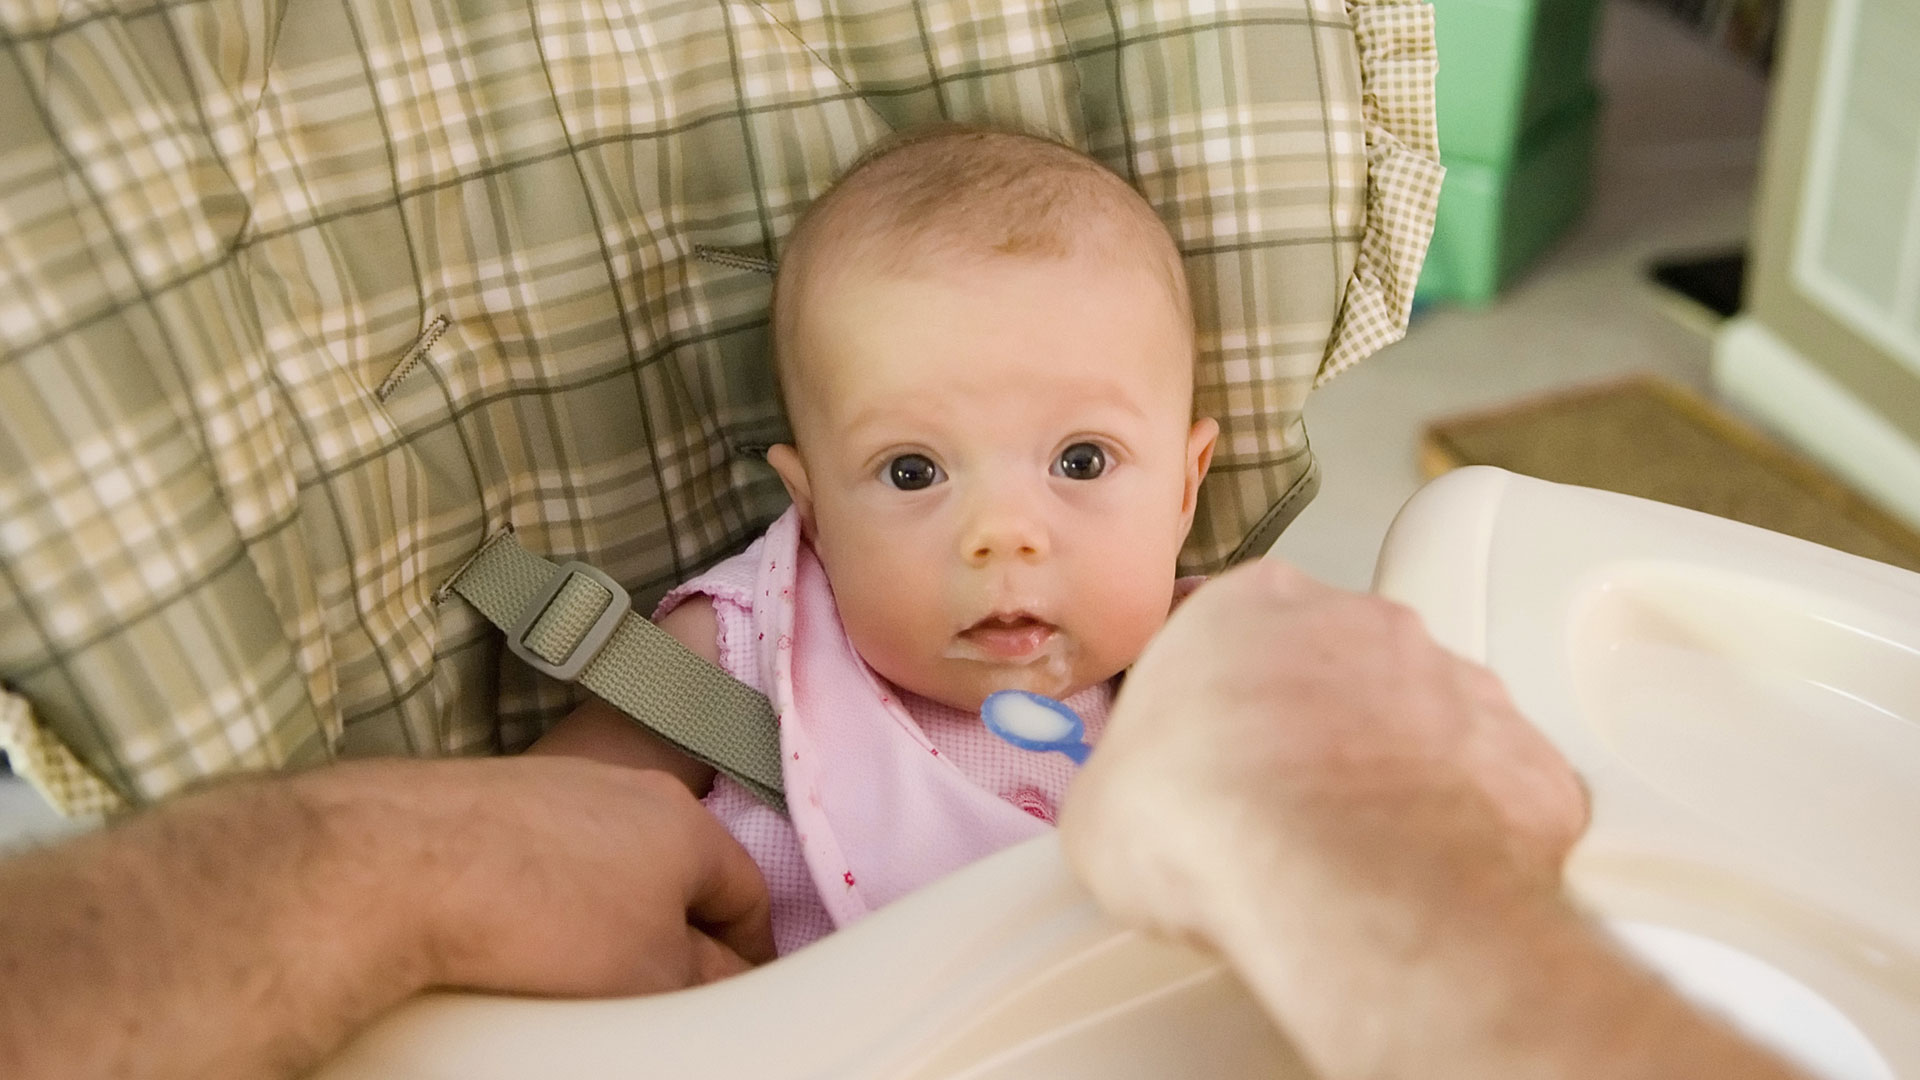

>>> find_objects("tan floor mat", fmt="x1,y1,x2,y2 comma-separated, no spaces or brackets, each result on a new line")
1419,375,1920,573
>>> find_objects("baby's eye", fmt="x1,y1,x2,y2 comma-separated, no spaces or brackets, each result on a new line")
884,453,944,491
1053,442,1107,481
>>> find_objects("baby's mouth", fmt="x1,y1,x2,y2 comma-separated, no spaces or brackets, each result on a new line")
955,613,1058,662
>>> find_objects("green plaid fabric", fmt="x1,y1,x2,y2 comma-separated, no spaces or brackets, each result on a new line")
0,0,1439,815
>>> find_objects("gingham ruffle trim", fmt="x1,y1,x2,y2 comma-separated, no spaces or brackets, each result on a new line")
2,689,127,818
1319,0,1446,386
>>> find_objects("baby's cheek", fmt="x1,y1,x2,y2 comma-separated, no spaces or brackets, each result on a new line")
844,609,930,678
1091,579,1179,656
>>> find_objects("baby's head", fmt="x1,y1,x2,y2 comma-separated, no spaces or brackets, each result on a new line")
766,126,1217,712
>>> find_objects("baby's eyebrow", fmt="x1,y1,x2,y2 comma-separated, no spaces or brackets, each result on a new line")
833,387,975,434
829,370,1166,437
1039,384,1156,425
835,404,922,443
1085,388,1154,421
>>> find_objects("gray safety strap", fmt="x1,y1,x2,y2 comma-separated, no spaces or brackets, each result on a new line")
445,529,786,813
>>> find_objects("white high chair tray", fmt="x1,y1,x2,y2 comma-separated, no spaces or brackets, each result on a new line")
1375,467,1917,1079
320,468,1919,1079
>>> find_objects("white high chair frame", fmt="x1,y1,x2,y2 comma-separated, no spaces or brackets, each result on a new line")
319,468,1919,1079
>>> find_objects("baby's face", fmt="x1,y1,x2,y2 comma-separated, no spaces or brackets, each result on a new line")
770,252,1216,712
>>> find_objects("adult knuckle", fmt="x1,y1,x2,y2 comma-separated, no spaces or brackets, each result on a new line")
1252,558,1308,594
1363,596,1426,644
1464,661,1509,702
1569,773,1595,832
1385,598,1424,632
626,765,673,793
627,766,696,808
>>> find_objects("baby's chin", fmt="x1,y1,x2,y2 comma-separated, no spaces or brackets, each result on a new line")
902,659,1113,715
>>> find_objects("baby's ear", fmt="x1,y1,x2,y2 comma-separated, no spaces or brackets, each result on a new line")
766,444,817,533
1181,418,1219,523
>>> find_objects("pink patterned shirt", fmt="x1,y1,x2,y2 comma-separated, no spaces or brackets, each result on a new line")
658,511,1112,955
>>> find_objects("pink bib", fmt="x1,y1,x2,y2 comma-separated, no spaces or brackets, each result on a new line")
749,510,1054,923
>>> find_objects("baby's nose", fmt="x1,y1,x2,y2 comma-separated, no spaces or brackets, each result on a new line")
962,502,1050,566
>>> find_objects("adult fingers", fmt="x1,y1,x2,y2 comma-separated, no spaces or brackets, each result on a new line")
1161,559,1320,638
679,809,777,966
685,925,756,986
1453,657,1590,857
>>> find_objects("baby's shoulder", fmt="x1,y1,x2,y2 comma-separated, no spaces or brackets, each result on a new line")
651,531,781,684
654,594,723,665
656,535,769,618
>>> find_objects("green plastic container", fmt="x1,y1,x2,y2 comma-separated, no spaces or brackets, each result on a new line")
1433,0,1604,164
1417,90,1599,306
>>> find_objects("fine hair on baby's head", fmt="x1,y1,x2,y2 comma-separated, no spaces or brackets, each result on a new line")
771,124,1194,433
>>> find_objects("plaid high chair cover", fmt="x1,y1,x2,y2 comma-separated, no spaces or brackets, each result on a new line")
0,0,1440,815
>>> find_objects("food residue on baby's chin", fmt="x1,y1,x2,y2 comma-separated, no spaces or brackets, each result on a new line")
976,650,1079,706
921,624,1087,711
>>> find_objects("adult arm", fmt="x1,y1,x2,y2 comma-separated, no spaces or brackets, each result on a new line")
1060,561,1809,1080
0,755,772,1080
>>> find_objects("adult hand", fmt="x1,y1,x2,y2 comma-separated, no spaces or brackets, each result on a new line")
1063,559,1586,949
1062,561,1808,1080
324,756,776,996
0,756,773,1080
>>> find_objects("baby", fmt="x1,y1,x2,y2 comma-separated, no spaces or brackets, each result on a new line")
536,127,1217,954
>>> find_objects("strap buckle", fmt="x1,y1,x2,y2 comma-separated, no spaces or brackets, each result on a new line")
505,561,632,682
